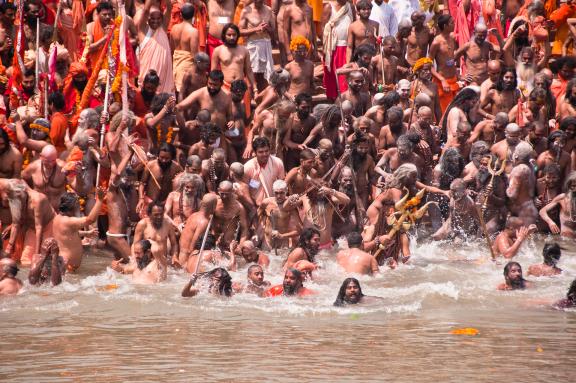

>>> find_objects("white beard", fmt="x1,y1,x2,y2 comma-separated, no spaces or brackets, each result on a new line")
516,61,536,93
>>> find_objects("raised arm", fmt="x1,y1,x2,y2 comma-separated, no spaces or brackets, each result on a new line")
539,194,563,234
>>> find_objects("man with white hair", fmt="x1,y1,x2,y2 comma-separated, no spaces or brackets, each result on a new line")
396,79,413,111
164,173,204,230
491,123,523,170
258,179,302,251
507,141,538,226
0,179,54,265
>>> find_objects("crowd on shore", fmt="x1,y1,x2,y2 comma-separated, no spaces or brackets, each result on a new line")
0,0,575,309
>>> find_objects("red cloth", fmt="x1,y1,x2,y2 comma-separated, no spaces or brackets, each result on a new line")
207,34,223,62
322,45,347,100
133,90,151,118
50,111,68,154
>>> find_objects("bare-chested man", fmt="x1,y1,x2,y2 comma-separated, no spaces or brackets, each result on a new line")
375,134,425,179
346,0,378,63
378,106,407,153
0,179,54,265
137,143,183,216
171,4,199,94
239,0,275,91
165,173,203,230
178,193,218,267
507,142,538,226
285,148,318,195
213,180,249,248
229,240,270,270
371,36,401,91
454,23,500,85
201,148,230,192
283,93,316,171
28,238,65,287
282,0,315,62
432,179,480,240
0,258,23,295
406,11,431,67
491,123,523,167
428,14,459,114
177,70,233,133
22,145,67,211
133,201,179,265
283,227,321,271
337,70,371,117
0,129,22,178
469,112,508,145
180,53,211,103
493,217,533,259
298,182,350,248
536,131,572,181
113,239,167,284
528,243,562,277
481,68,521,119
212,23,257,95
53,188,106,272
285,37,315,97
336,231,379,275
480,60,502,104
540,172,576,238
443,122,472,160
258,180,302,250
207,0,237,58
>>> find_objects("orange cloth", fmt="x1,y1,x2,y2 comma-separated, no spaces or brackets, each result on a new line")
434,76,460,114
265,284,315,297
308,0,323,22
133,90,152,118
88,19,105,69
551,76,568,100
58,0,85,62
193,3,208,53
63,62,89,114
549,4,576,56
482,0,504,46
50,112,69,154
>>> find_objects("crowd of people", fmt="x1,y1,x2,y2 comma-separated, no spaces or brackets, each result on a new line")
0,0,574,309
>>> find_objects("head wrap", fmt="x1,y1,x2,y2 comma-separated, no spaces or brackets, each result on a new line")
30,118,51,135
68,62,89,78
412,57,433,73
289,36,310,52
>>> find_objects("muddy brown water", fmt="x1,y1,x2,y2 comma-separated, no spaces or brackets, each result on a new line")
1,236,575,382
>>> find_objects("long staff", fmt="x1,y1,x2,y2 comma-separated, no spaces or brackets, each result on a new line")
95,73,110,187
193,215,214,274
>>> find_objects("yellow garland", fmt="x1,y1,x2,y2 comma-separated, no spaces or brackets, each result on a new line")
30,123,50,135
22,149,31,168
156,124,174,144
75,91,81,113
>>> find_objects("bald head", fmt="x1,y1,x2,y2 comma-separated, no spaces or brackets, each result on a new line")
506,123,521,135
487,60,501,72
495,112,509,125
319,138,333,150
341,100,353,114
240,240,256,251
414,92,432,108
200,193,218,212
218,180,233,192
475,23,487,34
1,258,18,277
229,162,244,178
418,105,432,117
40,144,57,160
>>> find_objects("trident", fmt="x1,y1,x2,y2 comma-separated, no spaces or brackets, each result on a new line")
481,159,506,212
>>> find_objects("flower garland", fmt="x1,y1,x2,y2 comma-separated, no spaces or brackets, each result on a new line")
22,149,31,168
156,123,174,144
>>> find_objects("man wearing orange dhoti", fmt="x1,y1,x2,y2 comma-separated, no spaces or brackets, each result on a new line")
135,0,175,94
62,61,89,116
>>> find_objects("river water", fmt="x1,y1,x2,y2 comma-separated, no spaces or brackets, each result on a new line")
1,236,575,382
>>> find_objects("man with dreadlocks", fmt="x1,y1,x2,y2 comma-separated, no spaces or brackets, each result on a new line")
540,172,576,238
0,124,22,179
201,148,229,193
481,68,521,119
283,227,321,271
165,173,204,231
475,153,508,234
507,142,538,226
348,132,378,208
292,176,350,249
443,87,479,147
182,267,234,297
497,261,534,290
363,163,415,267
304,104,346,159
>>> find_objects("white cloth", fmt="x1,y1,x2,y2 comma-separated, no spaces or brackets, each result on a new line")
370,1,398,36
246,39,274,81
244,155,286,206
386,0,433,25
323,2,353,67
